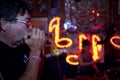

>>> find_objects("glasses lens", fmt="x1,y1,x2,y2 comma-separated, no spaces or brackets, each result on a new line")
28,21,32,27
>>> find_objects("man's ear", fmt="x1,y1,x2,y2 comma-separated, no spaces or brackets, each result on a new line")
0,19,9,31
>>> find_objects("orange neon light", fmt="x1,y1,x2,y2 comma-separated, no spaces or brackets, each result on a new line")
66,55,79,65
110,36,120,49
92,35,102,61
49,17,72,48
78,34,87,52
66,34,103,65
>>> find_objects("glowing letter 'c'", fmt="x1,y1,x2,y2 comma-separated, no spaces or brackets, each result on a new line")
110,36,120,49
66,55,79,65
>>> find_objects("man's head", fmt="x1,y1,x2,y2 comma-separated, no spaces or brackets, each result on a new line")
82,39,91,50
0,0,32,47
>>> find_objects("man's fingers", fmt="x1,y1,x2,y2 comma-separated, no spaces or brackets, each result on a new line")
32,28,37,35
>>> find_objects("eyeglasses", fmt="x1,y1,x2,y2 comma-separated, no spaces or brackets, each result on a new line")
16,20,32,28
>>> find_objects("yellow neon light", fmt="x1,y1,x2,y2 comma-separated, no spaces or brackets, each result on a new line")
110,36,120,49
92,35,102,61
49,17,72,48
78,34,87,52
66,55,79,65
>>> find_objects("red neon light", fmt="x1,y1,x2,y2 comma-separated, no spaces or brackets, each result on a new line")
49,17,72,48
110,36,120,49
66,55,79,65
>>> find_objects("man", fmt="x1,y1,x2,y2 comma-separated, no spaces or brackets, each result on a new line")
0,0,45,80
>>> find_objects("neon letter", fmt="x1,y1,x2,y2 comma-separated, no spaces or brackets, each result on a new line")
78,34,87,52
110,36,120,49
66,55,79,65
92,35,102,61
49,17,72,48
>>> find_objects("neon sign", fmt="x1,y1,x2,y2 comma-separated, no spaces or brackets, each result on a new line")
92,34,102,61
49,17,104,65
66,55,79,65
110,36,120,49
78,34,102,61
49,17,73,48
78,34,87,52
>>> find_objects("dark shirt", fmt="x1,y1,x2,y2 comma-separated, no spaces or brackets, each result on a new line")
77,52,95,76
0,41,30,80
77,52,93,71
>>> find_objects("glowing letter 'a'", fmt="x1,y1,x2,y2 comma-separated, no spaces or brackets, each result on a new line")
49,17,72,48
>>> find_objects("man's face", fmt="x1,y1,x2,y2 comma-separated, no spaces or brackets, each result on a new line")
84,45,91,51
6,10,31,47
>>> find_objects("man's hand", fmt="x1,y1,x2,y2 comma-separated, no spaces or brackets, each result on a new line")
24,28,45,56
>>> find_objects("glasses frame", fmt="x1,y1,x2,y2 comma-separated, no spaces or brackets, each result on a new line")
16,20,31,27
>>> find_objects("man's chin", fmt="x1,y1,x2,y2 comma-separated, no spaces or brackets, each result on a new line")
12,39,25,48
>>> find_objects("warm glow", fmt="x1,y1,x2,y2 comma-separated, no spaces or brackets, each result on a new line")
96,13,100,17
49,17,104,65
110,36,120,49
78,34,87,52
66,55,79,65
92,35,102,61
92,10,95,14
49,17,73,48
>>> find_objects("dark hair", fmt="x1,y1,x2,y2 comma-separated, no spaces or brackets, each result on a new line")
82,39,90,47
0,0,32,21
